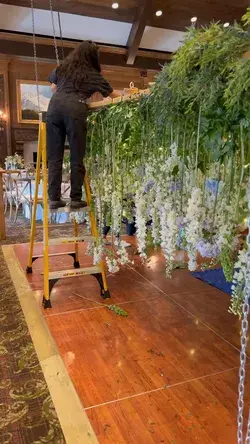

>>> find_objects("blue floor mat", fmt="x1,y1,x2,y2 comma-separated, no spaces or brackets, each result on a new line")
191,268,232,295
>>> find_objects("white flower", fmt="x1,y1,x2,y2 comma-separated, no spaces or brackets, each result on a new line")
229,248,247,317
106,257,120,273
116,240,133,266
93,244,103,265
111,190,122,235
135,189,147,260
86,241,94,256
159,201,178,277
184,187,204,271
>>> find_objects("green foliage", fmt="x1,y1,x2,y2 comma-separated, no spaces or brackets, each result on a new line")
219,244,235,282
88,16,250,175
242,7,250,27
107,305,128,317
229,284,245,317
224,58,250,120
87,9,250,316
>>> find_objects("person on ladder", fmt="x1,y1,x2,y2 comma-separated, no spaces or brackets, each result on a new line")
47,40,120,210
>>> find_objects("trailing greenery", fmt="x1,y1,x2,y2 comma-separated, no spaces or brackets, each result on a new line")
86,12,250,317
107,305,128,317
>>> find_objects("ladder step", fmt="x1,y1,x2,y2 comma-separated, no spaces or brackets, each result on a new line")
48,236,93,246
33,252,75,259
36,223,76,229
49,206,89,214
49,265,101,280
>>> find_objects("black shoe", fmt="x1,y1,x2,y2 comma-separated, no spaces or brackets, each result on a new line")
49,199,67,210
70,200,88,210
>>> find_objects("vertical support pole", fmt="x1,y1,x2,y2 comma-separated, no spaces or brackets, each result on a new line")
0,173,6,240
84,175,108,292
27,123,42,270
237,198,250,443
245,409,250,443
40,112,51,307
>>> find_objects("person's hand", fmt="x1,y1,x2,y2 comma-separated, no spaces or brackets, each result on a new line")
103,96,112,104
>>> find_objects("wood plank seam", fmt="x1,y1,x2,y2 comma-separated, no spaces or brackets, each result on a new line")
128,265,248,356
84,364,245,411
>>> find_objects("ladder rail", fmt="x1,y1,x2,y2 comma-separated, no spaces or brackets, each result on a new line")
26,113,111,308
41,114,50,304
74,219,80,268
27,123,42,271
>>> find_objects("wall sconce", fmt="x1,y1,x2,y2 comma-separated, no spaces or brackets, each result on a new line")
0,110,7,133
0,111,7,121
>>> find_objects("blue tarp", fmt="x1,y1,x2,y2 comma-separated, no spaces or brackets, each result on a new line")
191,268,232,295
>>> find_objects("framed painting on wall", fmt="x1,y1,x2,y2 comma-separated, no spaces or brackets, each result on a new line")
17,80,53,124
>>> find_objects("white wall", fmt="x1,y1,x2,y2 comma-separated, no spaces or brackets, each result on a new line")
23,141,37,164
140,27,185,52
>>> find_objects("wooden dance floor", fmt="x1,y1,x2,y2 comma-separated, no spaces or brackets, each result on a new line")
12,241,250,443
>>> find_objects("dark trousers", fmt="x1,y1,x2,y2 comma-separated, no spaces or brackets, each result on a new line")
46,92,87,201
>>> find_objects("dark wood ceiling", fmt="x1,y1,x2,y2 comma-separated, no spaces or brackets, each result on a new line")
151,0,249,30
1,0,136,24
1,0,249,31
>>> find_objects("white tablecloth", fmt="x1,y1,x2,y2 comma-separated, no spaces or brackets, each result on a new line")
23,181,70,223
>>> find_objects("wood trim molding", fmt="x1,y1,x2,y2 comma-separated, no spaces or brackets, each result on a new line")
0,31,126,54
0,31,173,62
0,57,12,155
3,70,11,155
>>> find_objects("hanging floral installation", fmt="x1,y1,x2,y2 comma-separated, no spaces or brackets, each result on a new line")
85,9,250,317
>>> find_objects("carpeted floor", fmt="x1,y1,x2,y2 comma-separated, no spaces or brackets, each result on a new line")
0,247,65,443
1,213,89,246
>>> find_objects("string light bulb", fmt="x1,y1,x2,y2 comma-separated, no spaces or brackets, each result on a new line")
112,2,119,9
156,10,163,17
223,22,230,28
191,16,197,23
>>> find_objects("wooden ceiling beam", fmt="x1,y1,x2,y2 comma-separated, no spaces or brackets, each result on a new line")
0,31,127,54
0,38,169,70
126,0,151,65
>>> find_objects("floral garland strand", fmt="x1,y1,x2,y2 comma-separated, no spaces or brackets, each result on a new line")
229,248,247,317
184,187,204,271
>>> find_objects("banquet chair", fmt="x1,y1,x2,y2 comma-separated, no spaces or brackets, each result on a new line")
6,176,33,223
3,172,25,219
3,174,16,219
3,175,8,215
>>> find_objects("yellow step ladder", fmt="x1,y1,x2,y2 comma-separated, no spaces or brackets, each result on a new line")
26,112,110,309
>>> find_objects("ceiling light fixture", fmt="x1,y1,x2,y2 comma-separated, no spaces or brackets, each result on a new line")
223,22,230,28
112,2,119,9
156,10,163,17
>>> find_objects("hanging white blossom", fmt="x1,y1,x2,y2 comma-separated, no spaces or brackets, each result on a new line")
185,187,204,271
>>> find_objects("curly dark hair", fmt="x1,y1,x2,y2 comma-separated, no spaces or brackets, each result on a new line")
57,40,101,90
